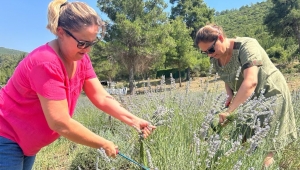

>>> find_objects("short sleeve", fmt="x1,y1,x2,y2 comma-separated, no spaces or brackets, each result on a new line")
239,38,263,70
84,54,97,80
29,63,66,100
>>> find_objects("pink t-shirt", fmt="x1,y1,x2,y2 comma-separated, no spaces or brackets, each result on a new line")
0,43,97,156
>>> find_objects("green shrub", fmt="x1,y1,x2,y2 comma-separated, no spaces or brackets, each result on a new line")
156,68,186,79
293,64,300,72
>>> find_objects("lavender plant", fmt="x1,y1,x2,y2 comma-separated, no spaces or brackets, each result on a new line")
33,73,300,170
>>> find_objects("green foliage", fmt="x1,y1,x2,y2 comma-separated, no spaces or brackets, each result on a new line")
185,55,210,77
214,1,276,49
96,0,172,93
93,0,215,85
198,56,211,71
215,1,272,38
90,41,119,81
215,0,300,63
0,53,26,84
3,0,300,84
293,63,300,72
164,17,199,73
0,47,26,56
264,0,300,60
169,0,214,80
170,0,215,39
266,45,288,62
264,0,300,38
69,149,98,170
33,79,300,169
156,68,185,79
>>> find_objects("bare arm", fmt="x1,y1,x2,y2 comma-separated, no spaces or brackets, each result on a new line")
38,94,114,150
225,83,233,107
219,66,258,123
227,66,258,112
83,78,155,136
225,83,233,96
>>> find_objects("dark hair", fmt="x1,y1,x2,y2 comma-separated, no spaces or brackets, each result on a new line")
194,24,226,46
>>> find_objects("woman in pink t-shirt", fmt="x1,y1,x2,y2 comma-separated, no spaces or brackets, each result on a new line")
0,0,155,169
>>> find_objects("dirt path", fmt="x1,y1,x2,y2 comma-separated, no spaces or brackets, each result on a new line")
133,73,300,93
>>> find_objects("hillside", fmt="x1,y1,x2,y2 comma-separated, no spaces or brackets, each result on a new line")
214,0,298,64
214,0,271,38
0,47,27,56
0,47,27,84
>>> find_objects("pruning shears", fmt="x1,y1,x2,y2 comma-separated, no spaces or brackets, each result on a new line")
116,149,150,170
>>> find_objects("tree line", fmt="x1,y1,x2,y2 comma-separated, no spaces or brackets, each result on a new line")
0,53,26,84
1,0,300,93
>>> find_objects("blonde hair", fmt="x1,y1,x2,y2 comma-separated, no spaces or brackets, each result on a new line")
46,0,105,36
195,24,226,45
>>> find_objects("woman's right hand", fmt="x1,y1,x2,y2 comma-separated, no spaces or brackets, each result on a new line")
102,140,118,158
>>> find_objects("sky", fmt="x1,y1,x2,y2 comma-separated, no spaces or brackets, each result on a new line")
0,0,264,53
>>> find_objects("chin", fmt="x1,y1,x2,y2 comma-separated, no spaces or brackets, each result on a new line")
76,53,85,59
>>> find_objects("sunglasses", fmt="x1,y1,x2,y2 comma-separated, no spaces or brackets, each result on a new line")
64,29,98,49
201,38,218,54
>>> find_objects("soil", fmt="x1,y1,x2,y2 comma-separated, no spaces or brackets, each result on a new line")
133,73,300,93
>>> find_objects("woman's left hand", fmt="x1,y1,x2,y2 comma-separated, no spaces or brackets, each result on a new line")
135,119,156,138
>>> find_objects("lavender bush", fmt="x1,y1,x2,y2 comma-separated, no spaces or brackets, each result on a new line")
33,73,300,170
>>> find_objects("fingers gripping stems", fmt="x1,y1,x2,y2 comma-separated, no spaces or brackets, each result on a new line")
132,123,154,139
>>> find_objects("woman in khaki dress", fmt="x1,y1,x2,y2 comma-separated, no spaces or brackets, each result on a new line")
195,24,297,167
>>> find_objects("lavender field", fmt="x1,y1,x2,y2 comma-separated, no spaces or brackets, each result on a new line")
33,75,300,170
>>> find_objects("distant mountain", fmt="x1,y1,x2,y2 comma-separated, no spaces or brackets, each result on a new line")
0,47,27,56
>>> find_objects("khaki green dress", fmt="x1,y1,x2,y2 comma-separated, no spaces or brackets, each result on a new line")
211,37,297,151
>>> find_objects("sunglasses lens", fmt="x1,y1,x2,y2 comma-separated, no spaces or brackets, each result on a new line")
200,39,217,55
77,39,99,49
77,42,86,49
207,48,215,54
200,48,215,55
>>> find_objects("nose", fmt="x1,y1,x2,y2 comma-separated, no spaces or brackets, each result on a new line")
81,46,91,53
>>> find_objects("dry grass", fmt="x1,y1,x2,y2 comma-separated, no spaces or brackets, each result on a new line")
132,73,300,93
